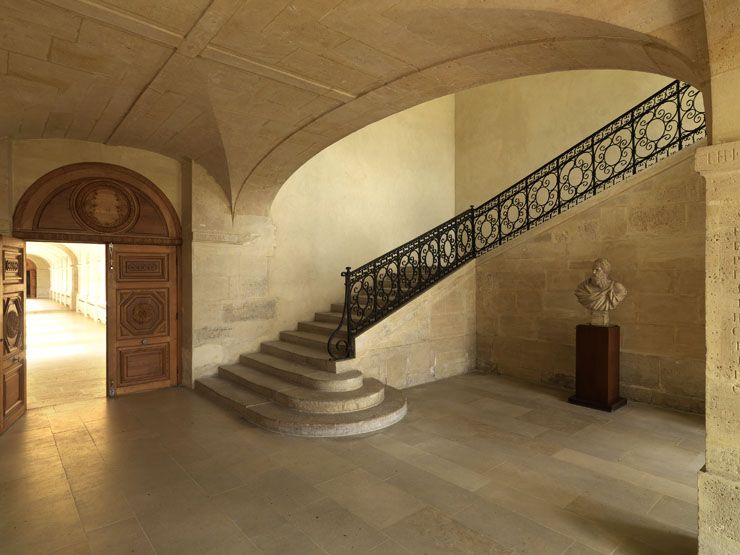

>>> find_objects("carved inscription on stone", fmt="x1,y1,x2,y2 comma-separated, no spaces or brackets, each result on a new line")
71,179,139,233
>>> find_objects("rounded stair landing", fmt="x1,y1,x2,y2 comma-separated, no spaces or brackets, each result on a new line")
195,302,407,437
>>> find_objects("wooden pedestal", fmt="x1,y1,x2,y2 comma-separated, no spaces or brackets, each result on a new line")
568,324,626,412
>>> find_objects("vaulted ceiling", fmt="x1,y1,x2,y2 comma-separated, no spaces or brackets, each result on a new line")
0,0,709,214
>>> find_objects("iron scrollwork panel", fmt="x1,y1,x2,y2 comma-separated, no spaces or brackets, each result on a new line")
329,80,705,359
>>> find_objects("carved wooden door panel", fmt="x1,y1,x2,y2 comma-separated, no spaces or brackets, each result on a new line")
107,244,177,396
1,236,27,433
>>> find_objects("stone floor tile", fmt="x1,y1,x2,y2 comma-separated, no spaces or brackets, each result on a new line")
385,465,479,517
181,449,275,495
485,460,581,507
367,433,490,491
234,467,326,518
0,373,705,554
562,542,603,555
619,443,704,487
250,522,326,555
476,480,621,553
566,496,697,554
385,506,509,554
414,435,505,473
321,439,416,480
648,495,698,534
365,539,412,553
553,448,696,504
72,483,135,532
212,485,291,537
516,407,593,434
86,518,154,555
50,541,92,554
269,443,357,484
454,498,574,554
316,467,425,528
288,497,389,553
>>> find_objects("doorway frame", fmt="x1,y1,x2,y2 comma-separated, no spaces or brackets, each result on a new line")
12,162,183,395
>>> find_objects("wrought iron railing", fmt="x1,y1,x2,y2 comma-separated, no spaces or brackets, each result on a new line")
328,80,705,359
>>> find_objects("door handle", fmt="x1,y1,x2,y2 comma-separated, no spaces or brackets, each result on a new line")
141,339,148,345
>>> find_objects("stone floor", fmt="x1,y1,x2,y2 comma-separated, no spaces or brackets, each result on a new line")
0,373,703,554
26,299,106,408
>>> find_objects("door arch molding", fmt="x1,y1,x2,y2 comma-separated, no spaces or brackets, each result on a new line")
13,162,181,245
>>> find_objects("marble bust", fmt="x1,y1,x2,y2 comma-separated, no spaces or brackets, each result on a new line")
574,258,627,326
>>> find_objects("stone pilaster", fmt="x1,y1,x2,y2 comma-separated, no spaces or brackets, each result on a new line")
695,141,740,554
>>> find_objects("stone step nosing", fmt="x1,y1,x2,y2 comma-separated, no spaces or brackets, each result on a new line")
239,353,362,392
219,366,383,413
297,321,348,338
280,331,328,350
261,341,337,372
314,312,343,324
196,376,407,438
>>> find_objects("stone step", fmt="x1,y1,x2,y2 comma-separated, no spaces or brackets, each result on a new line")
280,330,331,351
239,352,362,391
330,303,345,313
261,340,336,372
315,311,343,324
298,320,347,338
195,375,407,437
219,364,385,413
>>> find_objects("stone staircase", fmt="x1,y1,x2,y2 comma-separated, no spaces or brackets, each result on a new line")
195,302,407,437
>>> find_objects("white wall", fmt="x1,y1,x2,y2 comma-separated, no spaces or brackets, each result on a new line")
455,70,674,211
270,95,456,340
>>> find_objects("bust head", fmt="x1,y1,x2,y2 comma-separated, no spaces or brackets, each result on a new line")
590,258,611,288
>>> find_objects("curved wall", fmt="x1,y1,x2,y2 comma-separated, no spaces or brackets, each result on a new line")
270,96,456,336
455,70,674,210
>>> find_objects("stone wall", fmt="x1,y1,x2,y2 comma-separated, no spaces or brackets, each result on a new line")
188,97,456,385
336,262,476,388
476,145,705,413
187,161,277,385
455,71,673,211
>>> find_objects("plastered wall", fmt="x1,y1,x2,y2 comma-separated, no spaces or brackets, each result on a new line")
476,146,705,413
271,96,456,338
455,71,673,211
189,96,456,383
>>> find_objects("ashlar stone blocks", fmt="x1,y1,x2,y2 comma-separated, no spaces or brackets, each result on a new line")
695,140,740,554
476,146,706,413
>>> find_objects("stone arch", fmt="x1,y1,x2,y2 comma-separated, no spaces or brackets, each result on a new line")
233,22,709,216
13,163,181,245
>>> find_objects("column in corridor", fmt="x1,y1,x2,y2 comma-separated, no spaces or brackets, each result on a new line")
698,2,740,552
696,146,740,553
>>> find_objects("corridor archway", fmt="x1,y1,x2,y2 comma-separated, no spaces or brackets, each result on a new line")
2,162,182,429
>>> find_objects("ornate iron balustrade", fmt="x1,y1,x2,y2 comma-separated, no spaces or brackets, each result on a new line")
328,80,705,359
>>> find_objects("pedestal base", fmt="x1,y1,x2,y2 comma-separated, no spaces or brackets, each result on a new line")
568,394,627,412
571,324,626,412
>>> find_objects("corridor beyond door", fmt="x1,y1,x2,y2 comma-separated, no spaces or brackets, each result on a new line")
26,242,107,408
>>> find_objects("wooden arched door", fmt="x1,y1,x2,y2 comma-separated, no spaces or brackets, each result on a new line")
8,163,182,421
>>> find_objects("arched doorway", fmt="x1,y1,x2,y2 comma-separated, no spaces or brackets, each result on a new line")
25,258,37,299
0,162,182,433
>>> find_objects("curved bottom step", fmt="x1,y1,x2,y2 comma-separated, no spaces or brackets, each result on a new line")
195,375,407,437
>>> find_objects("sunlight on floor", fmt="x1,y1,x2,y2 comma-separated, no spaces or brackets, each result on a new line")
27,298,106,408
